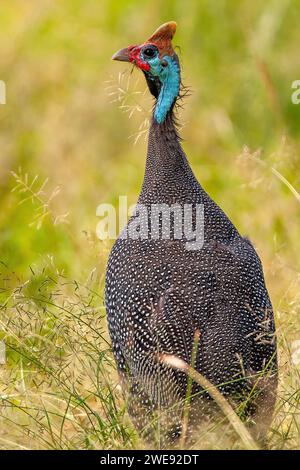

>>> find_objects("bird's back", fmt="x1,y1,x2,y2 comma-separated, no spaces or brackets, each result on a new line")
107,22,277,445
105,119,277,444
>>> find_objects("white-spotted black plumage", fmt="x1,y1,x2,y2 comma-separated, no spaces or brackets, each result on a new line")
106,30,277,446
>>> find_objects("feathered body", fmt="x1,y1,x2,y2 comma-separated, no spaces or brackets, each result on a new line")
106,22,277,445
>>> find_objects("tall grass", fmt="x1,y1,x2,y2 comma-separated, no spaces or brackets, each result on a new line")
0,263,137,449
0,262,300,449
0,0,300,449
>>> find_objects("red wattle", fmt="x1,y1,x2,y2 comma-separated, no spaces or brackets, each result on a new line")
129,46,150,72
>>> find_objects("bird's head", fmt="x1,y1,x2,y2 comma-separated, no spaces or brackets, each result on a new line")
112,22,181,124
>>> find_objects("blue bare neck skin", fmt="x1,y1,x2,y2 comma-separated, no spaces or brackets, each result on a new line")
146,55,180,124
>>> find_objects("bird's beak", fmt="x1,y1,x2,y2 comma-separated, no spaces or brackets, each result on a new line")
112,47,131,62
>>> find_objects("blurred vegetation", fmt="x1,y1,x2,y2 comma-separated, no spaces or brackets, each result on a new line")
0,0,300,449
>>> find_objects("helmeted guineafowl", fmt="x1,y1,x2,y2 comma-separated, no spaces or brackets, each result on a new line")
106,21,277,446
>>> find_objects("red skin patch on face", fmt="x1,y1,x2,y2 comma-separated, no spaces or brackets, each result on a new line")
128,45,151,72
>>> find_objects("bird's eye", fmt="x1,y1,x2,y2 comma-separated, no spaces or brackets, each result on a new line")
142,46,158,59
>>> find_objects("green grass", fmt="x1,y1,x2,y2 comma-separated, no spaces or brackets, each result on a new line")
0,0,300,449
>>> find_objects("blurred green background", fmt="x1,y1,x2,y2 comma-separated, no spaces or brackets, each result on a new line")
1,0,299,283
0,0,300,276
1,0,300,450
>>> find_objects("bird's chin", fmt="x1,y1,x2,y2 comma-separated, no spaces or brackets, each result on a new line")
143,72,162,99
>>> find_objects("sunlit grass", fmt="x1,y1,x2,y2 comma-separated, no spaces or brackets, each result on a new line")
0,0,300,450
0,264,137,449
0,252,300,449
